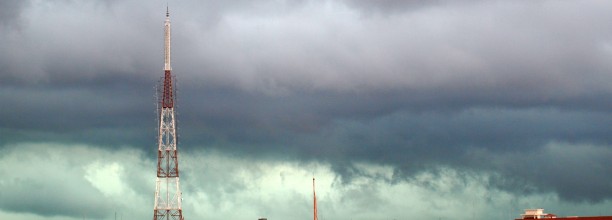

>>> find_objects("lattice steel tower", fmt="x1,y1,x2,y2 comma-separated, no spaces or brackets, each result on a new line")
153,7,184,220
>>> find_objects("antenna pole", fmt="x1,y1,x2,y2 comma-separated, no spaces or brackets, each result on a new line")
313,178,318,220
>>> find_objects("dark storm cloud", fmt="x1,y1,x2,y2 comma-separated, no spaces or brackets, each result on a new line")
177,85,612,202
483,143,612,203
0,79,155,147
3,0,612,209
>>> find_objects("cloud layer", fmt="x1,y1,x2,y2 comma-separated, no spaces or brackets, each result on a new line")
2,0,612,219
1,143,612,220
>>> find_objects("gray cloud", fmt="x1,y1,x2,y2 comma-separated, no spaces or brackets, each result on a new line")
2,0,612,214
0,0,29,27
0,144,114,218
342,0,484,14
481,142,612,203
5,142,612,220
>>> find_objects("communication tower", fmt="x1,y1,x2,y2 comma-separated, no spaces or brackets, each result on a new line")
153,7,184,220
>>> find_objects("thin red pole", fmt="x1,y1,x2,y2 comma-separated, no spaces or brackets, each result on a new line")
313,177,318,220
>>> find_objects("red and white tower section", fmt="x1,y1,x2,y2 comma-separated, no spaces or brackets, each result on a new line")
154,8,184,220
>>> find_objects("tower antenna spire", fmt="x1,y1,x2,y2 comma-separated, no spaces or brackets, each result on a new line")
163,5,171,71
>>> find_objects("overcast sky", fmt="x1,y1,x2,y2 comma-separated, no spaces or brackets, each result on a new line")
2,0,612,220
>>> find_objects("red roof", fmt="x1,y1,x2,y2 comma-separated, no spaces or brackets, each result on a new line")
517,217,612,220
